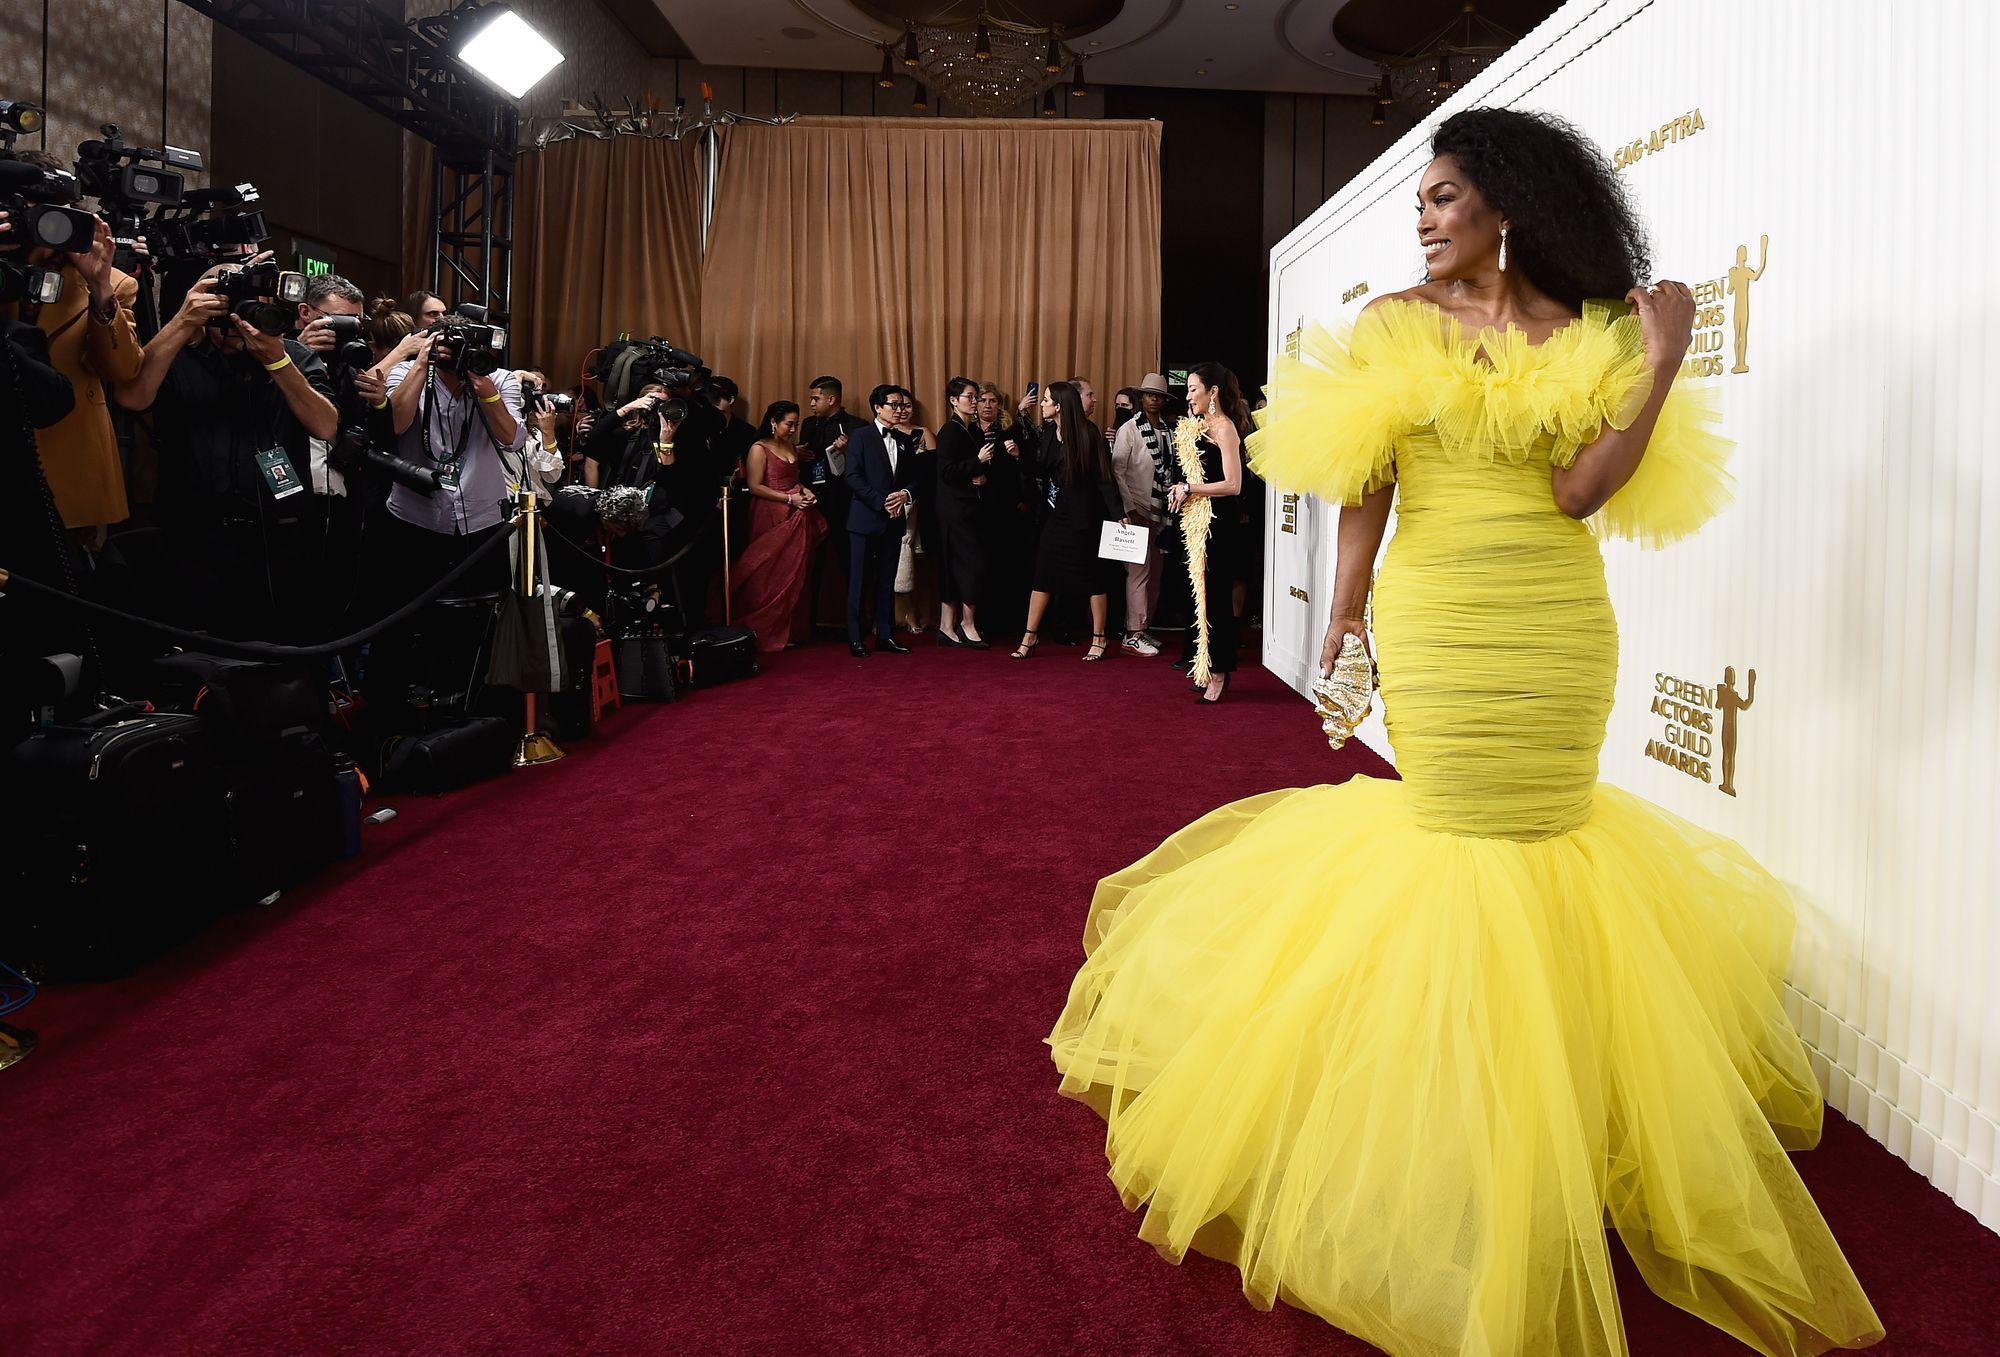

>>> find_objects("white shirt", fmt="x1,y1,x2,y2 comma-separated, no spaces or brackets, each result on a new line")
877,419,899,474
383,363,528,534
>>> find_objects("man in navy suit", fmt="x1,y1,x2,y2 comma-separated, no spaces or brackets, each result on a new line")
844,384,917,656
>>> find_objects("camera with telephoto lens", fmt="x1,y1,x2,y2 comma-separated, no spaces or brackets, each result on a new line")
327,420,439,497
210,260,307,335
429,303,507,377
519,377,573,416
318,314,373,368
0,157,98,255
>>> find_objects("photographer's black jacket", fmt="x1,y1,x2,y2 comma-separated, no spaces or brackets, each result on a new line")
153,337,332,509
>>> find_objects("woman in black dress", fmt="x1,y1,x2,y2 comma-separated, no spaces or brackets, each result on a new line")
1168,361,1246,702
975,383,1031,634
933,376,992,648
1013,381,1123,661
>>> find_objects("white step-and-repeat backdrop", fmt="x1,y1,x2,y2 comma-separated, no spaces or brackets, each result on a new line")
1263,0,2000,1232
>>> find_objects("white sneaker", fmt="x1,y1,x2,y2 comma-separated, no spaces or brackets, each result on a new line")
1123,632,1161,657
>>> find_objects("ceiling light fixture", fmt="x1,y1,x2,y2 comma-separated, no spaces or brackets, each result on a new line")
912,82,929,111
1040,87,1057,117
877,47,897,89
1071,61,1087,97
454,5,564,101
1376,1,1518,114
901,9,1084,116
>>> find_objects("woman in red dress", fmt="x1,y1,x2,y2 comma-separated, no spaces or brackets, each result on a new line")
729,401,829,652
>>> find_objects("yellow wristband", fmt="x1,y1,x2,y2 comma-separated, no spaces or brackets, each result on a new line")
371,399,389,411
261,354,293,373
480,391,503,405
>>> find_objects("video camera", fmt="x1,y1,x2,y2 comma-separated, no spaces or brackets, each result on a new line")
73,123,201,246
145,183,267,264
209,260,307,335
429,303,507,377
0,158,97,255
590,337,704,408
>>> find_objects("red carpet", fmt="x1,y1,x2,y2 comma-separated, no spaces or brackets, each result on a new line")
2,636,1995,1356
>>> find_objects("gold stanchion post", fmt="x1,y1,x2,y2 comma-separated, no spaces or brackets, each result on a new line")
513,486,566,767
719,486,732,625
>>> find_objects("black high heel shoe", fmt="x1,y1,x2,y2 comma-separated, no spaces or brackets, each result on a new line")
1195,673,1232,704
1084,632,1111,662
935,627,964,647
1011,629,1041,660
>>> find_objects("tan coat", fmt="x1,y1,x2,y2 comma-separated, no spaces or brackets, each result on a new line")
1111,415,1171,527
2,262,143,528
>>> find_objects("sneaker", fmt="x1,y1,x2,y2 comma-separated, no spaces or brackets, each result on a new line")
1122,632,1161,657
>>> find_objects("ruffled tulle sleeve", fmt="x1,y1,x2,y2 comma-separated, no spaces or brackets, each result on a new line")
1583,380,1736,548
1541,301,1737,548
1246,302,1439,505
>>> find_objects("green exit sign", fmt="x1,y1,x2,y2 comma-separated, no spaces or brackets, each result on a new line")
291,236,337,278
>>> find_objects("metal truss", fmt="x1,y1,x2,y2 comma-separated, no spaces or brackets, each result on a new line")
171,0,515,310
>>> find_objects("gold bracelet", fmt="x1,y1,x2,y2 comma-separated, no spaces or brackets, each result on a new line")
261,354,293,373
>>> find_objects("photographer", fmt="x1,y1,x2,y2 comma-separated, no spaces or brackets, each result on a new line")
515,367,567,502
117,258,339,639
379,312,525,575
0,167,143,537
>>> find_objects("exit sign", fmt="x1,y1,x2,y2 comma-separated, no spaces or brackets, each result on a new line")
290,236,337,278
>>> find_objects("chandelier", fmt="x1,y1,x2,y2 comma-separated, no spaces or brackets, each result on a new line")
877,6,1085,117
1369,2,1520,125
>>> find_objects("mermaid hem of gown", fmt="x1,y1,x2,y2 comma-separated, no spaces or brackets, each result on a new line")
1047,775,1883,1357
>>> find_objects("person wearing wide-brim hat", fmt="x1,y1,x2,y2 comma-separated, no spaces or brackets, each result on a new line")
1109,371,1178,656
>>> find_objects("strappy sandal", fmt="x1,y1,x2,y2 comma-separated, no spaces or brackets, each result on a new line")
1011,629,1041,660
1084,632,1110,662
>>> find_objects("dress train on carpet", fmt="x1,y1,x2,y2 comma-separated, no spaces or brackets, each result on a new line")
1047,775,1883,1357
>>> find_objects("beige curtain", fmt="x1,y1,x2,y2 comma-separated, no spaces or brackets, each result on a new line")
513,136,704,392
700,116,1161,422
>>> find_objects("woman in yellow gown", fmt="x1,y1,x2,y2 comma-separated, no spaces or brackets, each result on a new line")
1047,108,1883,1357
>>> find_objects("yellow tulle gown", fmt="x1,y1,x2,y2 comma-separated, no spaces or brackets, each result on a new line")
1047,299,1883,1357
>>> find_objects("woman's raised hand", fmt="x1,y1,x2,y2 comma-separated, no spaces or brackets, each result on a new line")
1626,279,1695,373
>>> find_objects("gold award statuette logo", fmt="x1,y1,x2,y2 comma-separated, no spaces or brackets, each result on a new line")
1280,491,1300,535
1683,235,1769,378
1645,667,1757,796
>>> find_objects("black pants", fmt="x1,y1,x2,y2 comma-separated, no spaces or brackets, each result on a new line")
359,513,513,717
847,528,898,643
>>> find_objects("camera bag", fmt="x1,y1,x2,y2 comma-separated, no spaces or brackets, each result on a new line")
550,615,607,739
149,652,324,749
672,626,759,689
614,630,679,702
2,706,227,980
378,715,516,794
214,730,342,908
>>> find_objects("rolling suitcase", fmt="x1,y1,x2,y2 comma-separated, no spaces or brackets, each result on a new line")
3,707,226,980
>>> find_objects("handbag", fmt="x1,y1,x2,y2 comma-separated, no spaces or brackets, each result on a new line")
1310,632,1377,751
894,517,916,593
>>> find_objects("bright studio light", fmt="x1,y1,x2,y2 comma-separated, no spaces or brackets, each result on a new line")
457,8,564,100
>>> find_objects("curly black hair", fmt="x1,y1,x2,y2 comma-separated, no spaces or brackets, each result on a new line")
1431,108,1650,313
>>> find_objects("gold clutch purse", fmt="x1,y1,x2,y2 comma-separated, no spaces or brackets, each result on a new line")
1309,632,1376,751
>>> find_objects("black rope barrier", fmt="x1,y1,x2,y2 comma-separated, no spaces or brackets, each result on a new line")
0,516,522,662
540,517,696,581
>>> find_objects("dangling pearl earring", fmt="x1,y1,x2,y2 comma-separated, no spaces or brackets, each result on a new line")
1498,223,1510,273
